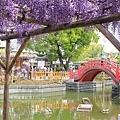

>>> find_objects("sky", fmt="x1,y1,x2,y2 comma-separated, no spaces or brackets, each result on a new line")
0,39,18,50
98,31,119,53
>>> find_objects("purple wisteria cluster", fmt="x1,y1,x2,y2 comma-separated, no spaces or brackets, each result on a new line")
0,0,120,42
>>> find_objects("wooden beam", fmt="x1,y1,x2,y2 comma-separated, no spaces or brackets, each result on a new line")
7,37,30,73
95,24,120,51
0,60,6,70
1,13,120,41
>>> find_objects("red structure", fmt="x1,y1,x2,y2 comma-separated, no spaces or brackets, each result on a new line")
70,60,120,85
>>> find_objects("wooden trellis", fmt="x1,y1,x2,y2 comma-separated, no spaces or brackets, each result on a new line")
0,9,120,120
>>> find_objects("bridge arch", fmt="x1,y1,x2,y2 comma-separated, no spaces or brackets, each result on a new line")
70,60,120,85
75,67,117,83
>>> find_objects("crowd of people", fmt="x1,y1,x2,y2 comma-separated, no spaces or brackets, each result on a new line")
13,60,66,80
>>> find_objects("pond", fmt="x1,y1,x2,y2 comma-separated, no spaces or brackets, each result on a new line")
0,86,120,120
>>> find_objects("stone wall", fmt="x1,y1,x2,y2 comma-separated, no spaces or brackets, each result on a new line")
0,84,66,94
112,85,120,98
66,82,96,92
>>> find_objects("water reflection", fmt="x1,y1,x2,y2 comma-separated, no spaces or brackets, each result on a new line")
0,87,120,120
94,86,112,113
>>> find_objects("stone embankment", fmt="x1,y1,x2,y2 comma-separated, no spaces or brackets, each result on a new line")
0,84,66,94
66,80,114,92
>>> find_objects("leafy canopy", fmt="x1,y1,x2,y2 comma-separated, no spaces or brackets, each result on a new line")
79,42,103,61
26,28,99,69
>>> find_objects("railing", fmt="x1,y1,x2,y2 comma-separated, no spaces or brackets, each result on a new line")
1,60,120,83
31,71,69,81
0,71,69,84
70,60,120,80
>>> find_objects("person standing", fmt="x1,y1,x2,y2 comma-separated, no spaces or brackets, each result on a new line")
100,54,104,66
107,53,111,61
100,54,104,60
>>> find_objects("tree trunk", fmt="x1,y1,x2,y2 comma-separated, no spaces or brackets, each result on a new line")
65,61,70,71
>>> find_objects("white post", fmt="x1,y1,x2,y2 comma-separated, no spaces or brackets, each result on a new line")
118,114,120,120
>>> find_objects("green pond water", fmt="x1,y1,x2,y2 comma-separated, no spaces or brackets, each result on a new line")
0,86,120,120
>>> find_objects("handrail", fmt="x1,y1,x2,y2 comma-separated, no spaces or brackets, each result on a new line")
71,60,120,80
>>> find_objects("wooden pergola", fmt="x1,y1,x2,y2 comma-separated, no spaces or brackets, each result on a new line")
0,11,120,120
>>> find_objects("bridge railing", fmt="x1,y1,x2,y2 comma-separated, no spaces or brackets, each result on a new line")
70,60,120,80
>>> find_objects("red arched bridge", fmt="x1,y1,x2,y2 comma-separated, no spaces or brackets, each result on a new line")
69,60,120,85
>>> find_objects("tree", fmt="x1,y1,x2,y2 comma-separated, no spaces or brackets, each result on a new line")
79,42,103,61
116,53,120,64
26,28,99,70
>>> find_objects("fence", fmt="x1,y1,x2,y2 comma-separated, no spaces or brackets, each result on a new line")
31,71,69,81
0,71,69,84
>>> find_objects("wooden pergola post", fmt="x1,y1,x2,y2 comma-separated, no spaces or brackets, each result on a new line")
3,39,10,120
2,37,30,120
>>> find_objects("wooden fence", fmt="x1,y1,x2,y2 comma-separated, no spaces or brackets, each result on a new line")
0,71,69,84
31,71,69,81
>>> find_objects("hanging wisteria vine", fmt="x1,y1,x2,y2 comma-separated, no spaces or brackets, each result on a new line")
0,0,120,42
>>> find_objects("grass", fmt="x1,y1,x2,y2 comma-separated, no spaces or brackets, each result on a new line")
0,78,63,86
12,79,57,85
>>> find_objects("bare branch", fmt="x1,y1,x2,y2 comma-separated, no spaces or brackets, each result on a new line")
17,13,49,26
0,30,7,34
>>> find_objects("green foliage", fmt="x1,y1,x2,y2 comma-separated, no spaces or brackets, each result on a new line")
25,39,36,51
0,49,5,54
25,28,99,70
79,42,103,61
116,53,120,64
